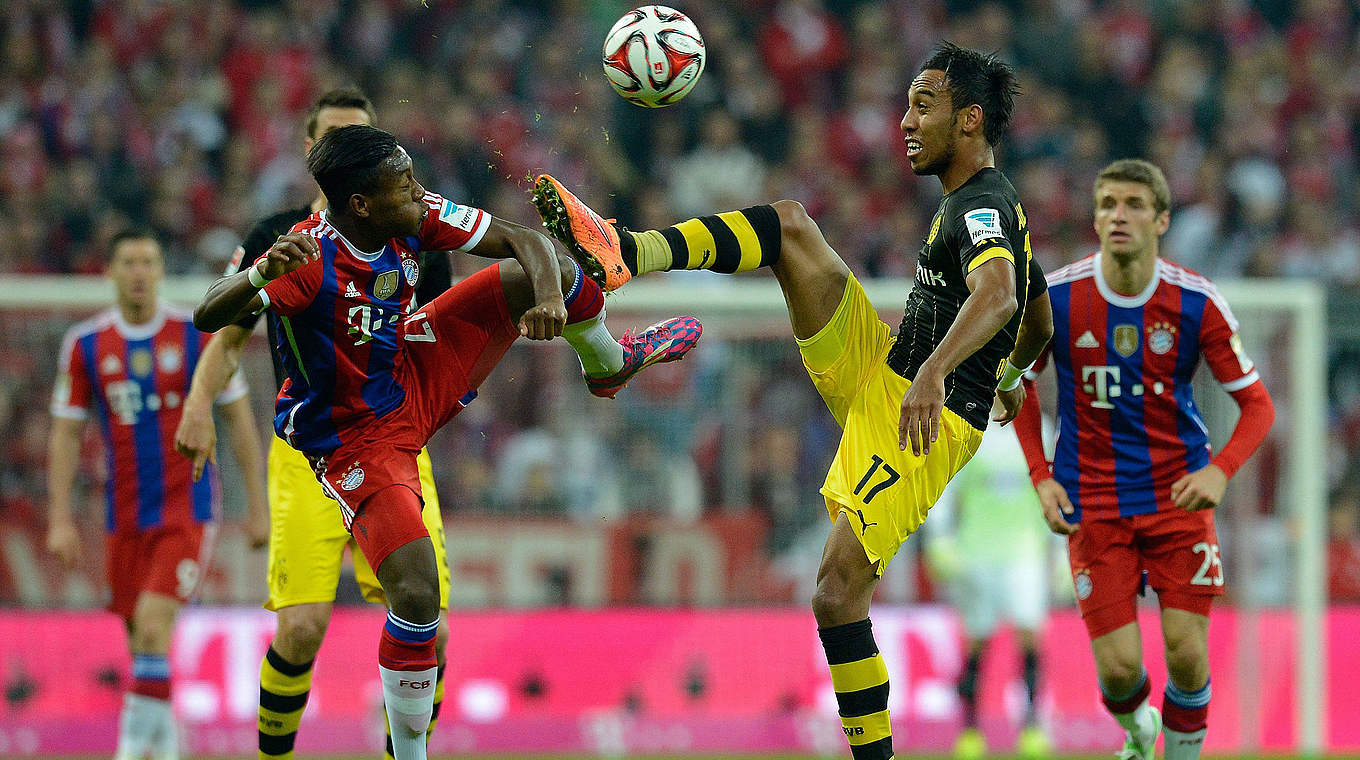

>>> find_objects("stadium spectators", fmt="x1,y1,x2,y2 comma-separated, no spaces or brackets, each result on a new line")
1,0,1357,601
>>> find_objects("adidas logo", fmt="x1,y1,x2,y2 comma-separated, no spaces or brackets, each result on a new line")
1075,330,1100,348
345,281,361,298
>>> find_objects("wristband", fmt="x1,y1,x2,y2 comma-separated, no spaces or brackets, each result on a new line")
998,359,1031,392
247,262,273,289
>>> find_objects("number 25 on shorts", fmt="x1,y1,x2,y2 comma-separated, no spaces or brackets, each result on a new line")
854,454,900,504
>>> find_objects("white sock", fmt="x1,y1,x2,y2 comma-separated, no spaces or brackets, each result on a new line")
1163,727,1207,760
1112,696,1159,747
563,312,624,376
150,697,179,760
379,664,438,760
116,693,161,760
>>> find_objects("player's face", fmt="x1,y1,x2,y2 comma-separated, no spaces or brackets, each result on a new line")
901,69,959,176
361,147,426,238
304,106,373,155
107,238,164,308
1093,180,1170,260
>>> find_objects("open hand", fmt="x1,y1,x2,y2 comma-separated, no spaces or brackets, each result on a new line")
174,403,217,482
899,366,945,455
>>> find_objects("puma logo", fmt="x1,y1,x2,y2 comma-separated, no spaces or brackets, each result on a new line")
700,249,712,267
855,509,878,531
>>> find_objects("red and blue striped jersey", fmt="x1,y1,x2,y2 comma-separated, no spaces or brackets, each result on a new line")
1036,254,1261,520
51,305,248,533
257,191,489,455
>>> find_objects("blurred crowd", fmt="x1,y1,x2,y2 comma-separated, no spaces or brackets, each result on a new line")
1,0,1359,601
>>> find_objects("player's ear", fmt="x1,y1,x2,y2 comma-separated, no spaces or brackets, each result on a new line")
349,194,370,219
959,104,984,137
1154,209,1170,236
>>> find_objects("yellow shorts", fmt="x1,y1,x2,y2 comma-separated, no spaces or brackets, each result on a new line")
264,436,450,610
797,275,984,572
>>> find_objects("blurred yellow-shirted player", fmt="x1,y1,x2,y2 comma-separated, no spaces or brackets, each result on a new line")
173,88,451,760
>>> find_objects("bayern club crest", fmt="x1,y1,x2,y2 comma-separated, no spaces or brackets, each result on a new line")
1074,569,1093,601
340,466,365,491
1147,321,1177,355
402,257,420,287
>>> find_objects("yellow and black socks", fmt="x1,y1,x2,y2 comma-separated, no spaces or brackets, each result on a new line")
957,647,981,729
258,647,314,760
819,618,893,760
620,204,782,276
1022,646,1040,726
385,665,446,760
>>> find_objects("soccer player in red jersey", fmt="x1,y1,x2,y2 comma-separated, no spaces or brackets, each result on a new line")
193,124,700,760
47,230,267,760
1012,160,1276,760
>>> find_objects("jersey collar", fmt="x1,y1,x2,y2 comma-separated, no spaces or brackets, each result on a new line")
1094,251,1162,308
321,210,386,262
112,302,167,340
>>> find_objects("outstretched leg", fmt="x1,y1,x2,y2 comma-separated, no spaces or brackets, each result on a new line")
533,176,850,341
497,252,702,398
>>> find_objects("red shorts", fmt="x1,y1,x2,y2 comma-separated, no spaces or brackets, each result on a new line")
106,523,211,621
1067,508,1225,638
314,264,519,568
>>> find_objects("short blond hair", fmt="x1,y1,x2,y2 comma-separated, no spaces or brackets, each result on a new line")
1095,159,1171,214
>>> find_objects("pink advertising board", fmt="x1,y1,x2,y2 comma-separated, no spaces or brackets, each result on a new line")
0,606,1355,755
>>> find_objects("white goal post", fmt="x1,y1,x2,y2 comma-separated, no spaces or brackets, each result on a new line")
0,273,1327,753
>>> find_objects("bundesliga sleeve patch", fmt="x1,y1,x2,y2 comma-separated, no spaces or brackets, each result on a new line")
963,208,1005,245
224,245,245,276
439,199,480,232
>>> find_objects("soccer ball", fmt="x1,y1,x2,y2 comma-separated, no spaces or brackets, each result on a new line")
602,6,706,108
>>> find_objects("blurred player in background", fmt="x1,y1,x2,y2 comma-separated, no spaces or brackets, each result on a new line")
173,88,456,760
1013,159,1276,760
193,123,700,760
532,42,1052,760
926,427,1052,759
46,230,266,760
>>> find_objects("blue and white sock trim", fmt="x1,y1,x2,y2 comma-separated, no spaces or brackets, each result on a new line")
131,653,171,681
1165,679,1212,709
563,257,584,305
385,611,438,644
1100,669,1149,702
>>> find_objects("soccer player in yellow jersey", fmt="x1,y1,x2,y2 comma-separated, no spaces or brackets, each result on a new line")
534,43,1054,759
173,89,452,760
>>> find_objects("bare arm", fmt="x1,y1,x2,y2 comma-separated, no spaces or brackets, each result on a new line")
898,257,1018,454
175,325,252,480
46,416,85,567
218,395,270,548
1009,289,1053,371
466,218,566,340
994,289,1054,424
194,233,318,333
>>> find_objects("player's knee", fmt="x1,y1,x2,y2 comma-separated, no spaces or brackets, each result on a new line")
1164,634,1208,682
1095,648,1144,691
384,575,441,623
772,200,820,249
811,571,865,626
275,610,330,660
